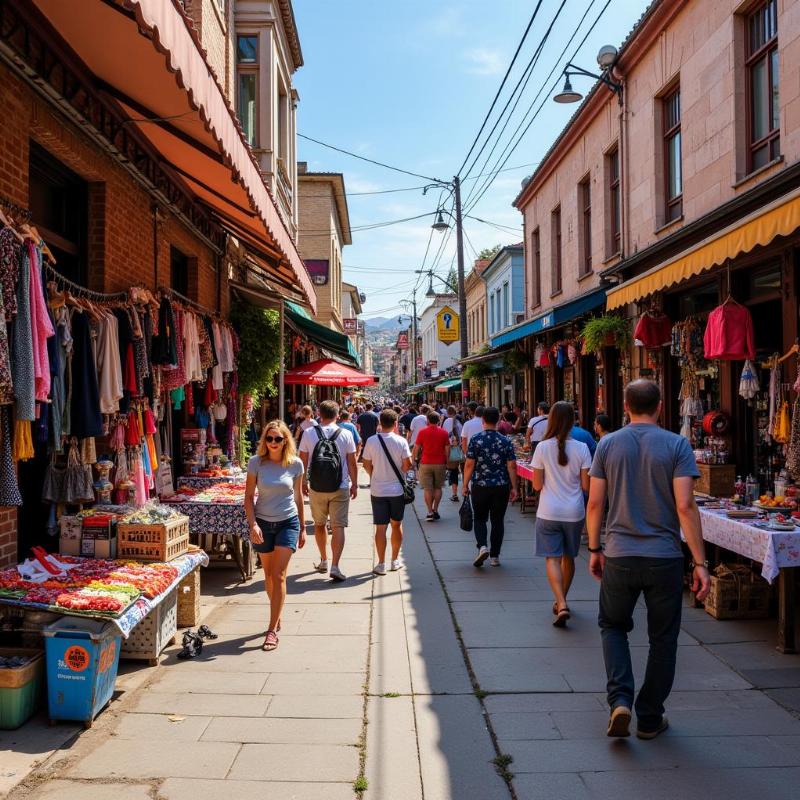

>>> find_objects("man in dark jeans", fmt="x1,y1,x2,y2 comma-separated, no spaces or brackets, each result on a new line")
463,407,518,567
587,380,710,739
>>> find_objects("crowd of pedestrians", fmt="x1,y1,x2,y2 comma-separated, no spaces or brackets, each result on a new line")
247,380,710,742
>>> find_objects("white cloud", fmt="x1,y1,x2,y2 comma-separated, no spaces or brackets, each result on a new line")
465,47,505,76
423,7,465,38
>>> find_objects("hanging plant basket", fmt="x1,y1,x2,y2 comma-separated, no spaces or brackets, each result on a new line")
503,348,527,373
580,314,632,356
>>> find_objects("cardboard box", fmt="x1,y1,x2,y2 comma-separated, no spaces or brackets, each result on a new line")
59,516,82,557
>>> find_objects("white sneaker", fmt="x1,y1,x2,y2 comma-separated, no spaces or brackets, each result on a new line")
390,559,403,571
490,557,500,567
329,565,346,582
315,560,328,574
473,546,489,567
372,562,386,576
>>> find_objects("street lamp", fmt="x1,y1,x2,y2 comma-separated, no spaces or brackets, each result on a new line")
552,47,623,105
432,209,450,232
417,268,457,298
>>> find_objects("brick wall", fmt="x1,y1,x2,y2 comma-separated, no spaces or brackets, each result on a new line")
0,67,229,566
184,0,235,103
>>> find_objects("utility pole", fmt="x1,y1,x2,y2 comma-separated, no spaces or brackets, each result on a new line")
453,176,469,401
412,294,418,386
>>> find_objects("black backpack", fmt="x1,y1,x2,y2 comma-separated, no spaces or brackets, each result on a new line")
308,427,343,492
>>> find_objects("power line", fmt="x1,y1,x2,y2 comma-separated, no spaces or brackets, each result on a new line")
461,0,568,185
464,0,613,216
298,133,441,182
456,1,546,177
466,215,523,234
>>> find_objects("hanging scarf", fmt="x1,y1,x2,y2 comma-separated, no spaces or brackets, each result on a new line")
0,408,21,505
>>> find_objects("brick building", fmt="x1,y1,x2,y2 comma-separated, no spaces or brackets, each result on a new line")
0,0,314,565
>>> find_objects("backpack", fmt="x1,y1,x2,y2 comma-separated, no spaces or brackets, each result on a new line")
308,426,343,493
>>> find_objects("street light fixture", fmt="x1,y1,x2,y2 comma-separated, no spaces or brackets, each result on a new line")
552,48,623,105
432,209,450,232
553,74,582,104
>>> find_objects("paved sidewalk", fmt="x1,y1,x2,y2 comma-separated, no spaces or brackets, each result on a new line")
7,471,800,800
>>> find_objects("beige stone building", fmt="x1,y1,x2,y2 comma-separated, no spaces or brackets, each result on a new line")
297,163,352,331
465,258,490,353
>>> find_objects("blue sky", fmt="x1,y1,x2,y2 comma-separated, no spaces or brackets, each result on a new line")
293,0,652,321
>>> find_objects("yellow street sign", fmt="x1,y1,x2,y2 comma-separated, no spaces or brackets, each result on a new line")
436,306,459,345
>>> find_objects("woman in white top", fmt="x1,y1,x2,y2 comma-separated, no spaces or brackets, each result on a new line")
442,405,463,502
531,402,592,627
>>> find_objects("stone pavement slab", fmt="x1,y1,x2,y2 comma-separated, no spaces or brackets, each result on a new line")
159,778,356,800
262,671,365,696
129,691,271,717
27,781,155,800
228,743,359,782
265,693,363,718
112,712,213,741
201,715,361,744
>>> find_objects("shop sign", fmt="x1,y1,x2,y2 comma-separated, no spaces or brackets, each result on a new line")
343,318,357,335
357,321,365,335
304,259,329,285
396,332,409,350
436,306,459,344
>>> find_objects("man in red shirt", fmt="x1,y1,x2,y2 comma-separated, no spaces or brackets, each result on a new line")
413,411,450,521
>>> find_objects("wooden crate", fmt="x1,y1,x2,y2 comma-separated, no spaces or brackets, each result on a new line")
121,589,177,665
695,463,736,498
177,568,201,628
704,564,771,620
117,516,190,562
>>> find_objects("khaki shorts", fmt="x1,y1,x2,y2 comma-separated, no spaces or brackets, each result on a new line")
309,487,350,528
418,465,447,491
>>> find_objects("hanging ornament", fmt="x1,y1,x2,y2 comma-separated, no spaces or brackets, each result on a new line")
739,360,759,400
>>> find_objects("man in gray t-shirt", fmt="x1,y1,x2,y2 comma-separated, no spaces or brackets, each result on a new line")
586,380,710,741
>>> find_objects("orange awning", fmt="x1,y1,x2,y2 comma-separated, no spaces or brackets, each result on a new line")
31,0,316,312
606,189,800,310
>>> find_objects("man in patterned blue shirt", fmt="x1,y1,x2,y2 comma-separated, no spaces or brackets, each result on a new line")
463,407,519,567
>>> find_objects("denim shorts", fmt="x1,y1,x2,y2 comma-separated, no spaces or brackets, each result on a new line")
534,517,585,558
253,515,301,553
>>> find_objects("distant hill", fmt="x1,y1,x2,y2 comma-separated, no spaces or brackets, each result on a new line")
365,316,402,332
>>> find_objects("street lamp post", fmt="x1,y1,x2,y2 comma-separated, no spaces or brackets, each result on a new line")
399,296,419,388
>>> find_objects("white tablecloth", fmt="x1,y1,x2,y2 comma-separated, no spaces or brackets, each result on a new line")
698,508,800,583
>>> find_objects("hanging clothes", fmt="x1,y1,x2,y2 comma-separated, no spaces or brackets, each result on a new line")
787,398,800,480
68,311,104,439
634,311,672,349
0,407,22,506
211,320,224,392
183,312,204,382
151,297,178,366
29,247,55,402
12,244,35,421
739,360,760,400
56,306,73,441
96,312,124,414
703,302,756,360
0,227,19,321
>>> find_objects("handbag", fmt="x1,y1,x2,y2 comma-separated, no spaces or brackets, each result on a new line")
447,444,464,469
459,496,473,532
377,434,415,505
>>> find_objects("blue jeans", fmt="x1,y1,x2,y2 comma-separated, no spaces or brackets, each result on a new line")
598,556,684,731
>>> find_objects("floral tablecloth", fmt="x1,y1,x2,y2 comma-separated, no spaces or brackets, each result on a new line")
516,461,535,482
698,508,800,583
177,474,244,489
177,500,250,540
0,551,208,638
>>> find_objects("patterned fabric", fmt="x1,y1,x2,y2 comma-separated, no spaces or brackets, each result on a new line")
695,509,800,584
11,246,34,421
0,407,21,506
0,227,19,321
177,475,243,489
466,430,516,487
176,499,250,539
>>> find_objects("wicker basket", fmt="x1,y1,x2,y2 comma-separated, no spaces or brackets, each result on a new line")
121,589,177,664
704,563,771,620
117,516,190,562
177,569,201,628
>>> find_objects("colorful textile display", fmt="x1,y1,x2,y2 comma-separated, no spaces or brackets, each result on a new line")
703,301,756,360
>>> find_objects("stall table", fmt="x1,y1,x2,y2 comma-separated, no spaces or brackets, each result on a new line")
697,508,800,653
170,500,253,581
515,461,538,514
177,473,244,490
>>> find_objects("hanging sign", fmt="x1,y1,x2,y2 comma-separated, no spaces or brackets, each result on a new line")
396,331,409,350
436,306,459,345
343,318,357,335
304,259,329,285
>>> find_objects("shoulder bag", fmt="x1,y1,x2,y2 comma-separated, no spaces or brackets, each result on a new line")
377,434,415,505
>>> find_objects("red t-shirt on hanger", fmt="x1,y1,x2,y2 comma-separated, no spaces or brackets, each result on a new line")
703,302,755,360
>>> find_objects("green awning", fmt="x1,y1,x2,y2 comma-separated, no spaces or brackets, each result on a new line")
285,303,359,366
434,378,462,392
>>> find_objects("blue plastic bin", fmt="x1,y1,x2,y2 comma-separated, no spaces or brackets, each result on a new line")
43,618,121,728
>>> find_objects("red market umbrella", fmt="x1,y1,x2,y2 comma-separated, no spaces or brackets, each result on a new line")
283,359,377,387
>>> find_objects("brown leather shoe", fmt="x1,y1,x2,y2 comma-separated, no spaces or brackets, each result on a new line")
606,705,632,737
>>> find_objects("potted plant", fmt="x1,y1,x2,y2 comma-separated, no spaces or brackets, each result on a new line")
463,361,491,387
503,348,527,373
580,314,632,355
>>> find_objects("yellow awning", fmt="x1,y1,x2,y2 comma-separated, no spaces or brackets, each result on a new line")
606,189,800,310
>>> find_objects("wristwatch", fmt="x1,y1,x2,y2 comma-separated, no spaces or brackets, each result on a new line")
690,560,710,569
587,544,604,553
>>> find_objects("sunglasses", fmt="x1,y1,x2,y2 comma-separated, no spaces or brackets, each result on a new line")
264,435,285,444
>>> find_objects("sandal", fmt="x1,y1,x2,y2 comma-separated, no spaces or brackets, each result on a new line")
553,607,571,628
177,631,203,659
552,602,570,615
262,630,279,651
197,625,218,640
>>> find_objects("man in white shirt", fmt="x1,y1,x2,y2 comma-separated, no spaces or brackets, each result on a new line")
362,409,413,575
526,401,550,449
461,406,485,454
408,404,430,447
299,400,357,582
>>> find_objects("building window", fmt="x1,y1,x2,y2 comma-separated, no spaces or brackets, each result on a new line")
502,282,509,329
531,227,541,307
236,35,258,147
28,141,88,286
662,86,683,222
579,177,592,276
747,0,779,171
170,246,189,297
551,206,562,295
607,147,621,255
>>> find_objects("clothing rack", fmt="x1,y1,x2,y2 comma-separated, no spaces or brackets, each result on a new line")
44,263,128,301
158,285,221,320
0,194,31,222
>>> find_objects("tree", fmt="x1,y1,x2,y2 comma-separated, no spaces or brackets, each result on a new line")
478,244,502,260
445,265,458,293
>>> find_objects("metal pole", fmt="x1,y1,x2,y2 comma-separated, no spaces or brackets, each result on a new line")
412,295,418,385
454,176,469,401
278,298,285,421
